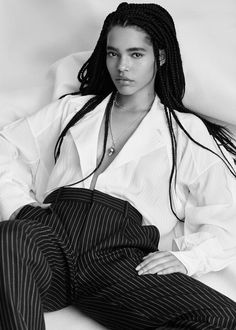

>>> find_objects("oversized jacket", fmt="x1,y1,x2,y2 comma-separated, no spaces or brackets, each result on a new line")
1,93,236,277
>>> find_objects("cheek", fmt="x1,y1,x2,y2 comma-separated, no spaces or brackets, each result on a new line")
146,59,156,78
106,59,115,75
140,62,156,81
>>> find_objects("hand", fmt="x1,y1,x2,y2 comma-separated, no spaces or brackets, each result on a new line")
9,202,51,220
135,251,187,276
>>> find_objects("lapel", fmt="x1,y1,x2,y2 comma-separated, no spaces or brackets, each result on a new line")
111,97,168,168
69,95,109,178
69,95,168,176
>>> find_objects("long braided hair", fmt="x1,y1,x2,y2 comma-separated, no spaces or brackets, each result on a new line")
55,2,236,218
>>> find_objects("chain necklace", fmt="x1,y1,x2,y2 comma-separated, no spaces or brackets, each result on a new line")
107,95,154,157
107,113,145,156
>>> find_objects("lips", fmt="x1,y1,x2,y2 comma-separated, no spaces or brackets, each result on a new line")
115,77,134,85
116,77,132,81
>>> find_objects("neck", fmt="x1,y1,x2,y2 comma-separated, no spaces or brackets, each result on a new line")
115,92,155,113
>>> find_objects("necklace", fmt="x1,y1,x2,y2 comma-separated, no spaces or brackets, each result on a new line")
107,116,143,157
107,126,116,156
107,96,154,157
114,93,155,112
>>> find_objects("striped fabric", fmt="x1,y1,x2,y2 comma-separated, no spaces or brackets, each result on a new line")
0,187,236,330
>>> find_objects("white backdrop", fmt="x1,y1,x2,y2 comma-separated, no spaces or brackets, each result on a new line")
0,0,236,127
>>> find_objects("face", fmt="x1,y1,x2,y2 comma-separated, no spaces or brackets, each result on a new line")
106,25,156,97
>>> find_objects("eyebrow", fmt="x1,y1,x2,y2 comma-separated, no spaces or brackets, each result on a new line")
106,46,147,52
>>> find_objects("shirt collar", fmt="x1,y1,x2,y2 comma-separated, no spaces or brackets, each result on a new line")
69,93,170,171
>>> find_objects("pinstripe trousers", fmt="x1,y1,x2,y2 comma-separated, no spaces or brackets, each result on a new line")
0,188,236,330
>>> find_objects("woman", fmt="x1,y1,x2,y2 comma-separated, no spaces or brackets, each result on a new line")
1,2,236,329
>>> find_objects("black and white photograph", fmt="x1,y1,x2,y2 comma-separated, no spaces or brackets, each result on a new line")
0,1,236,329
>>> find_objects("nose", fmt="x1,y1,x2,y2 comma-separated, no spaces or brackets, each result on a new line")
118,56,130,73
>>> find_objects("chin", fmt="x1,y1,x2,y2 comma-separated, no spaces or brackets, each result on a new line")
115,86,136,96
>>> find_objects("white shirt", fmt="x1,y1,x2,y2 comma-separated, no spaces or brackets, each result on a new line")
1,93,236,277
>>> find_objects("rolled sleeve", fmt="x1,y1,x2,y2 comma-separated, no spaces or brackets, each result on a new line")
175,143,236,277
171,232,236,277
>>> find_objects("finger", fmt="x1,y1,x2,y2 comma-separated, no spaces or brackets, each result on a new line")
142,252,156,259
139,257,187,275
141,261,181,275
143,251,170,259
138,259,179,275
157,261,187,275
136,252,172,271
157,265,187,275
138,255,173,271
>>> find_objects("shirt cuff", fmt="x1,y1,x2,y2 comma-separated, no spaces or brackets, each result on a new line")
170,232,233,277
0,193,36,220
170,249,206,277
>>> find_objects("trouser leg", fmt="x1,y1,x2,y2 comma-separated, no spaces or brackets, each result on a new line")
0,206,74,330
53,189,236,330
79,262,236,330
23,187,236,330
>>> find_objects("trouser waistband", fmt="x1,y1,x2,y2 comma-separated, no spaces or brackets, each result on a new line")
44,187,142,223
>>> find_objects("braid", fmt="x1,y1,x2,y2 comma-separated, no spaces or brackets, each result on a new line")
55,2,236,217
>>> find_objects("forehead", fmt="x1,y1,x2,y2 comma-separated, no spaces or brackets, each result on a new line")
106,26,152,49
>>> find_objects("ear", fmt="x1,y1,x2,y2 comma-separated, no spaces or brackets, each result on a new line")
159,49,166,66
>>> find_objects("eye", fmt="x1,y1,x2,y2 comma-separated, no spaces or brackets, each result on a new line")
132,53,144,58
107,51,118,57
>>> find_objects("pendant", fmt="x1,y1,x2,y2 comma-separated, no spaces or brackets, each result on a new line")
107,146,115,156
